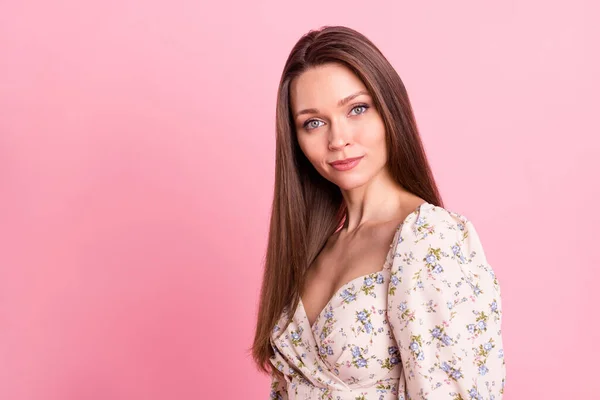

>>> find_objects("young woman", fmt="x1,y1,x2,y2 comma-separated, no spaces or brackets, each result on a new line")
251,25,506,399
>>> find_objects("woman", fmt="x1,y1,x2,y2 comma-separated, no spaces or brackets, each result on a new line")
251,25,506,399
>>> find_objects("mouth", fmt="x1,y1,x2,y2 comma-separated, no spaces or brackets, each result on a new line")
329,156,364,171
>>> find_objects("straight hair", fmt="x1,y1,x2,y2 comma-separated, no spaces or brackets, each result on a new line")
249,25,443,379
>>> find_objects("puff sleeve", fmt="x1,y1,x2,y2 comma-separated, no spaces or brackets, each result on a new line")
387,209,506,399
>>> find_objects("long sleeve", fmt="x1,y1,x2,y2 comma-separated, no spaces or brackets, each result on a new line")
268,370,289,400
268,334,290,400
387,210,506,399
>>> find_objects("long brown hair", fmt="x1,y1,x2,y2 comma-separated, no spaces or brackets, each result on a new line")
249,25,443,377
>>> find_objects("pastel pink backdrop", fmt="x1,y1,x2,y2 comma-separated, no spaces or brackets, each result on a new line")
1,1,598,399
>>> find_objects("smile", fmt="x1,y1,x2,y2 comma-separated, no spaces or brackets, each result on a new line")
329,156,363,171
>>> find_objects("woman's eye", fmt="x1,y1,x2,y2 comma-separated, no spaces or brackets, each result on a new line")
350,104,369,115
302,105,369,131
304,119,324,130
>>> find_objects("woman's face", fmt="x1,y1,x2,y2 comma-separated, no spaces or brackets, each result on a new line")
290,62,388,191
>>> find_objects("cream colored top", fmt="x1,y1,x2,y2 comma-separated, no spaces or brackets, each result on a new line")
268,202,505,399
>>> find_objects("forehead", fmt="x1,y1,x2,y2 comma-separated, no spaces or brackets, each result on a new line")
290,63,367,111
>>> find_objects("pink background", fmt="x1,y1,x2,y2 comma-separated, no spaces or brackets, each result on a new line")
1,1,598,399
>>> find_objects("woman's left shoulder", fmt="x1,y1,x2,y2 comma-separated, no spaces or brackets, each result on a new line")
405,201,481,245
403,201,500,290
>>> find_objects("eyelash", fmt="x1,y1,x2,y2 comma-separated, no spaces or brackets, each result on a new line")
302,103,370,131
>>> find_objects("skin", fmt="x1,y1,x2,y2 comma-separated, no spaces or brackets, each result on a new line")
290,62,426,325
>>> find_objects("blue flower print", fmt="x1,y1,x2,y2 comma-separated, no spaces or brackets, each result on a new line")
451,369,463,380
441,334,452,346
349,345,369,369
357,311,368,321
452,245,460,256
341,289,357,303
491,300,498,313
441,362,451,372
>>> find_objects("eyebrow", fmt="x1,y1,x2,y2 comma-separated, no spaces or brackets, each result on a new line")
294,90,370,120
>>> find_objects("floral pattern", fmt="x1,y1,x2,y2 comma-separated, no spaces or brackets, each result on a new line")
268,202,506,399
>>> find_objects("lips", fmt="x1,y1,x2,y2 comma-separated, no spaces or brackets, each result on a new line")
329,156,363,166
329,156,363,171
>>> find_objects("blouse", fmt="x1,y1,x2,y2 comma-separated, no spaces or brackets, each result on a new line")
268,201,505,399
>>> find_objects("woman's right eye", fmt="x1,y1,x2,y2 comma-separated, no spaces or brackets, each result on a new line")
303,119,324,130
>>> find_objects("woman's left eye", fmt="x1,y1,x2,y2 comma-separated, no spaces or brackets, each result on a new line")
350,104,369,115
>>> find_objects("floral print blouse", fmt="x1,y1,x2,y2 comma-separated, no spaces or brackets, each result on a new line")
268,201,506,399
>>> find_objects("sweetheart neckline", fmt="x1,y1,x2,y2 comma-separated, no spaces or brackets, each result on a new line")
298,268,389,330
298,201,429,330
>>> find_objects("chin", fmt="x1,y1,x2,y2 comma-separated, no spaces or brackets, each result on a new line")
330,176,370,191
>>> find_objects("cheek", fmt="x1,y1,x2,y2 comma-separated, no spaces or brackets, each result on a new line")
297,135,321,165
372,119,387,148
357,118,386,147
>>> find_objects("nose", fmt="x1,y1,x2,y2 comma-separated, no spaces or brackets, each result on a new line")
328,119,352,151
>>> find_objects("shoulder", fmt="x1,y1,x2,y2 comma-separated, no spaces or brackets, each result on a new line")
393,202,494,277
402,202,474,245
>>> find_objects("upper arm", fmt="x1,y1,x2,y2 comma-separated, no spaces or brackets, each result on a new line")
387,213,506,399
